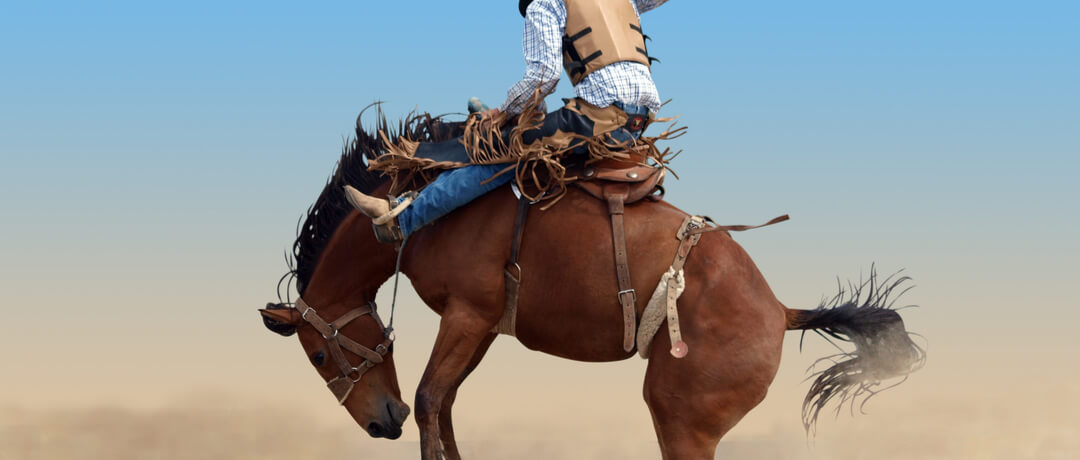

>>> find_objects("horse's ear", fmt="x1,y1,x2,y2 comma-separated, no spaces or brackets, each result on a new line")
260,304,301,337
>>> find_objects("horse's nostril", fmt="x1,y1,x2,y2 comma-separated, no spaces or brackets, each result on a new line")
367,422,385,437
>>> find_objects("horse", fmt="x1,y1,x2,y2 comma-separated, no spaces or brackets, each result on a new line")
259,113,924,459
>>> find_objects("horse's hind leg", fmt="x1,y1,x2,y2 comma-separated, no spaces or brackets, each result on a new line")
439,332,497,460
642,299,785,459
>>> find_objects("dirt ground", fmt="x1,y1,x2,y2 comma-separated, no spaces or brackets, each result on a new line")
3,382,1076,460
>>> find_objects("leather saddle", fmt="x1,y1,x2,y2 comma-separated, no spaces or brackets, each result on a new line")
571,149,665,205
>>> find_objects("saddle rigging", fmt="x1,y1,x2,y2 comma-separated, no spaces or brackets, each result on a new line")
497,149,666,353
496,149,789,356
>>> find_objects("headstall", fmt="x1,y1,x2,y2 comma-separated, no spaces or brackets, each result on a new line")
292,297,395,404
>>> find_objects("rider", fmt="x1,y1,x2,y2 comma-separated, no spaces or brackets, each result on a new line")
346,0,670,243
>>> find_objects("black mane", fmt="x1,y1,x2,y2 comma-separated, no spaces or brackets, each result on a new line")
286,104,463,297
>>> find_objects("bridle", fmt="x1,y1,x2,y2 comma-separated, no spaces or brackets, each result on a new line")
292,297,395,404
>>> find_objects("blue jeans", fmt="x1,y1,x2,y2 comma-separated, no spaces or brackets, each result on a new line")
397,102,649,237
397,163,512,236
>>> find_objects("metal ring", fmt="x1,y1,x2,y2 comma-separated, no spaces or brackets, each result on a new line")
321,326,339,341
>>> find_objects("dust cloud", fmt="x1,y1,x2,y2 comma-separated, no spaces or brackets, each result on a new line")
3,383,1076,460
0,396,358,460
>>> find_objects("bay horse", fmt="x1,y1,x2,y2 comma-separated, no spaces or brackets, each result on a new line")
259,113,924,459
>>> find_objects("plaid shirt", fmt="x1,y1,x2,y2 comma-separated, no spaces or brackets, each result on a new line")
500,0,668,115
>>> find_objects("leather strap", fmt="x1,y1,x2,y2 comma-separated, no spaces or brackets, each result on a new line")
299,302,386,363
690,214,790,235
331,306,370,330
294,297,393,404
509,196,529,266
665,271,686,358
658,214,790,359
603,183,637,352
663,216,706,359
373,192,415,226
498,196,531,336
672,216,704,272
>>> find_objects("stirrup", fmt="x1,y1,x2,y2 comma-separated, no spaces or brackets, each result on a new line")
371,192,417,244
372,220,404,244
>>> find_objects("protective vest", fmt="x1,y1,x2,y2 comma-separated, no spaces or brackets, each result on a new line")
562,0,653,85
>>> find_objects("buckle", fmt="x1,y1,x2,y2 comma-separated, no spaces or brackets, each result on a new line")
625,114,647,132
299,307,316,321
618,289,637,304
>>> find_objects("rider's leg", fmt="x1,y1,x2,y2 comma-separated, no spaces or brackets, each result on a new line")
396,163,512,236
343,163,512,243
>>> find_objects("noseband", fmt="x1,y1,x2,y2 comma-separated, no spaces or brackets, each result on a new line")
293,297,395,404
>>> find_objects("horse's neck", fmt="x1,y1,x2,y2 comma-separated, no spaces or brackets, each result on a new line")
303,212,397,308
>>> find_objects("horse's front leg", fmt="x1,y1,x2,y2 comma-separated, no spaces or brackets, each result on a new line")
415,298,500,460
438,332,497,460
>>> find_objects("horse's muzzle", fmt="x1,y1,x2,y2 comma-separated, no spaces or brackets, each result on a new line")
368,400,410,439
367,420,401,440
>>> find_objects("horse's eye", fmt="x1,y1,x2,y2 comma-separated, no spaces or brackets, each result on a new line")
311,351,326,366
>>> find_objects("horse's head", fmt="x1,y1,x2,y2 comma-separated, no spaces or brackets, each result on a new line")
260,108,439,439
260,299,410,439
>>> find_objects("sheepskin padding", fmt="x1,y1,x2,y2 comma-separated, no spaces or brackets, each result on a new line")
636,267,685,358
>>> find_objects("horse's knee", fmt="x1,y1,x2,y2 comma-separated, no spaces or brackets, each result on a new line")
414,390,440,423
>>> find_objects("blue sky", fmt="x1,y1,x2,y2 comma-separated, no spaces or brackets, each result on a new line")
3,0,1075,204
1,0,1078,408
4,0,1075,261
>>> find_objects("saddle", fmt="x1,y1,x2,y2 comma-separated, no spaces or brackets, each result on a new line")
499,148,666,353
572,150,666,205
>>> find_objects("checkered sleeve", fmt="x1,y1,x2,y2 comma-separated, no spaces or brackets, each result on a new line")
634,0,670,14
499,0,565,115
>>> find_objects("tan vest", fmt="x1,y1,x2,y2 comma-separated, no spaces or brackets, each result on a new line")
562,0,652,85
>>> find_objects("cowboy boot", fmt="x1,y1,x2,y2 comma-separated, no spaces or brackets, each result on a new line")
343,185,405,243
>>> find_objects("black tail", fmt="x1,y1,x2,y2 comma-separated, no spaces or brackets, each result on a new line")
785,270,926,434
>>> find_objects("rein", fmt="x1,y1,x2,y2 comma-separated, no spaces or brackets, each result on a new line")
386,234,409,334
292,297,394,404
